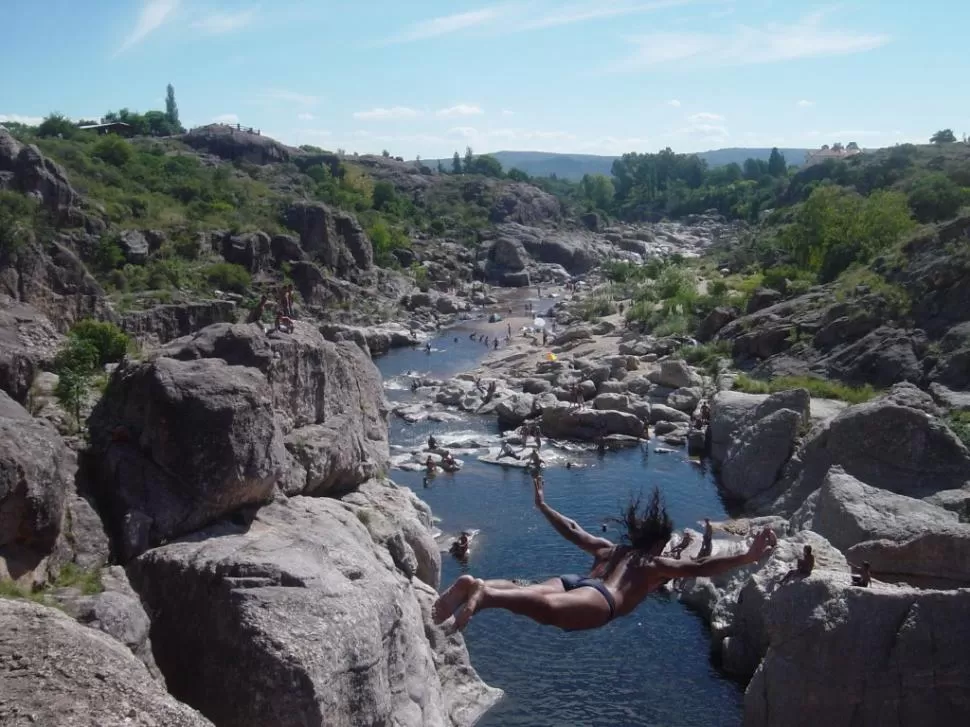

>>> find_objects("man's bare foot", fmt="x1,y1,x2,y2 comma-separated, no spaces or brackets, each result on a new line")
454,578,485,631
433,575,474,625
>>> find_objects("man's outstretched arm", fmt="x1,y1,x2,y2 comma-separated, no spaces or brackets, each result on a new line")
533,476,611,555
652,528,776,579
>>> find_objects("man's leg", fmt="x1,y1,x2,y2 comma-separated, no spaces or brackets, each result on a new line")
455,580,608,631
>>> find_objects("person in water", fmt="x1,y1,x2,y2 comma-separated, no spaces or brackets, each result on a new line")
433,481,777,631
442,451,458,470
425,455,438,474
450,534,470,559
428,434,438,450
425,341,432,353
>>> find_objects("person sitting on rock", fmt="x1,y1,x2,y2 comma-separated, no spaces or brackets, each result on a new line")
695,518,713,559
573,383,585,409
485,381,498,403
500,441,521,460
247,294,269,324
669,530,694,560
428,434,438,451
450,534,470,560
493,338,499,350
432,482,777,632
275,311,295,334
851,560,871,588
442,452,458,470
782,545,815,583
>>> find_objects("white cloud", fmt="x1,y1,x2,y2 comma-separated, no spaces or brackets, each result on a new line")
614,11,891,71
518,0,691,31
0,114,45,126
688,111,724,123
666,99,682,108
385,7,504,44
796,99,815,108
116,0,180,55
353,106,421,121
437,104,484,118
191,8,258,35
501,109,516,116
297,112,315,121
254,89,320,107
212,113,240,124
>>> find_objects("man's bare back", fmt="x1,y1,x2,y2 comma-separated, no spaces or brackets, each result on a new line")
432,476,777,631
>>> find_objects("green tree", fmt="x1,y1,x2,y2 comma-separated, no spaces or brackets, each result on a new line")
580,174,615,210
372,180,398,211
930,129,957,144
768,147,787,177
452,151,462,174
0,191,43,260
907,173,965,222
507,168,530,183
165,83,181,129
68,320,130,367
37,112,77,139
437,160,445,174
381,149,391,158
53,339,99,429
92,135,133,167
468,154,503,178
464,146,474,173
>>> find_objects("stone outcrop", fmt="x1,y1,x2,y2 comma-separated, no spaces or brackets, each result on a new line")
0,599,213,727
129,495,500,727
320,321,418,356
0,296,62,403
220,230,272,273
181,124,290,165
0,128,80,222
284,201,373,279
489,183,561,226
540,404,645,440
648,359,700,389
120,300,237,345
88,323,389,556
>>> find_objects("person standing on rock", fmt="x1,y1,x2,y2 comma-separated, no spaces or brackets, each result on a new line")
507,322,513,338
247,294,269,324
433,482,777,631
696,519,713,559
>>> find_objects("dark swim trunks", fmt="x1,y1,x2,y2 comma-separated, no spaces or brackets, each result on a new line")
559,574,616,620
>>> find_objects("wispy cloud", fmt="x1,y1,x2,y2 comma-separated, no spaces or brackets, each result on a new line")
192,8,258,35
437,104,484,118
384,7,505,44
297,112,315,121
115,0,180,55
796,99,815,108
254,89,320,107
519,0,691,31
353,106,421,120
688,111,724,122
0,113,45,126
666,99,682,108
212,113,240,124
613,12,891,71
502,109,516,116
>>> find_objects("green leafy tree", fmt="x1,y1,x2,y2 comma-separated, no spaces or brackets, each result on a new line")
930,129,956,144
92,135,133,167
468,154,504,178
381,149,391,158
580,174,615,210
68,320,130,367
907,173,965,222
507,168,530,183
768,147,787,177
53,339,99,429
452,151,462,174
464,146,474,173
165,83,181,129
37,113,77,139
372,180,398,211
437,160,445,174
205,263,251,294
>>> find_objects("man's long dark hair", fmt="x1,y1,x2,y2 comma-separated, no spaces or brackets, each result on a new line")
610,488,674,554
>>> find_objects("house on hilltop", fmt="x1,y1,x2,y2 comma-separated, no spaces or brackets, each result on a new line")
78,122,135,137
804,142,862,167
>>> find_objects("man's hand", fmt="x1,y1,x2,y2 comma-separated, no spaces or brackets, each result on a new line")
746,528,777,563
533,474,545,508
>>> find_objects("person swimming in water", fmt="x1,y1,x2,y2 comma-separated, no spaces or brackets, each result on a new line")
432,479,776,631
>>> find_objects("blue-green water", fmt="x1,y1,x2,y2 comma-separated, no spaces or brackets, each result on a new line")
377,328,743,727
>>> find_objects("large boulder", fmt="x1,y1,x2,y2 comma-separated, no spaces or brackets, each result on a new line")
0,128,80,221
494,393,535,428
181,124,290,165
0,391,77,582
819,326,926,388
119,230,150,265
847,531,970,584
745,288,782,314
720,409,802,502
647,359,699,389
709,389,810,467
487,237,529,271
121,300,237,345
489,183,561,226
128,496,501,727
220,230,271,273
541,404,644,440
930,322,970,390
593,393,631,413
744,579,970,727
697,306,737,342
0,599,214,727
284,201,374,278
768,399,970,515
552,325,593,346
0,296,62,404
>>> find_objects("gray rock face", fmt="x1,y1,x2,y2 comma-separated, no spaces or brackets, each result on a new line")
709,389,811,466
804,467,961,554
745,288,782,314
89,323,389,554
649,403,692,425
129,496,500,727
697,306,737,342
119,230,149,265
181,124,289,165
819,326,926,388
121,301,237,345
541,404,645,440
0,128,79,221
847,530,970,584
930,322,970,390
0,296,62,404
648,359,698,389
489,183,561,226
0,390,77,580
721,409,802,501
552,325,593,346
494,393,535,428
285,201,374,278
221,230,271,273
0,599,212,727
593,393,631,413
487,237,529,271
743,579,970,727
667,386,701,412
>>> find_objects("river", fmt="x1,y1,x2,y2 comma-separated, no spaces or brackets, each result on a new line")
376,324,743,727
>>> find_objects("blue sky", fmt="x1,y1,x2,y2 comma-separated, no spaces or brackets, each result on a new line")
1,0,968,158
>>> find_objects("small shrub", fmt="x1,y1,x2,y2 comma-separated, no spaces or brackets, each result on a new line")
69,320,130,366
54,563,103,595
205,262,251,294
733,373,878,404
907,173,965,223
579,295,615,321
947,412,970,450
92,136,133,167
93,237,126,273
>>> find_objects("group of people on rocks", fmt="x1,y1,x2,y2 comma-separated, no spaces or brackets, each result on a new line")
247,284,297,333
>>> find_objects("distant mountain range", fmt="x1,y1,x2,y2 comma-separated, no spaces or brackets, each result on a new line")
469,148,815,181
